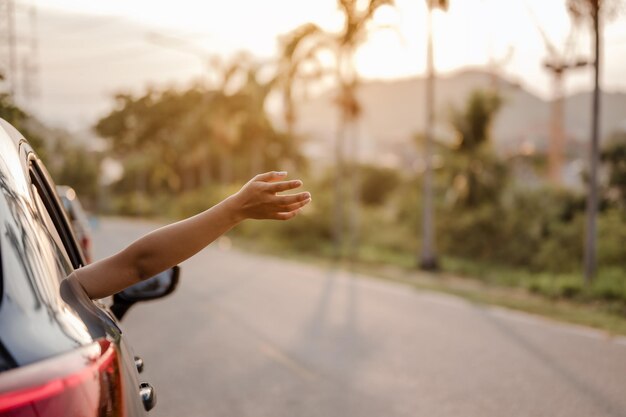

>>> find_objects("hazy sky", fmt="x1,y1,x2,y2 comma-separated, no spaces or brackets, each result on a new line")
12,0,626,130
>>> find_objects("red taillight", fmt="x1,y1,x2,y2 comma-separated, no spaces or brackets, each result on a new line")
0,339,124,417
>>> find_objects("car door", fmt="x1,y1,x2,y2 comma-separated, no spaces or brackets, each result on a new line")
12,143,145,417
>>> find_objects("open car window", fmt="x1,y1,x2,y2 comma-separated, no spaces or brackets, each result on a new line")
28,159,84,271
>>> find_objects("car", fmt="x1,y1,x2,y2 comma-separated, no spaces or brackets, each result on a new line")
56,185,94,263
0,117,179,416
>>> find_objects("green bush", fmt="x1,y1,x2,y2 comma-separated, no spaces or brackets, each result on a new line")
597,210,626,268
590,268,626,302
357,165,402,206
526,274,582,299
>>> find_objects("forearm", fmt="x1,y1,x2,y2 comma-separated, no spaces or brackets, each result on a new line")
77,197,241,299
132,196,241,279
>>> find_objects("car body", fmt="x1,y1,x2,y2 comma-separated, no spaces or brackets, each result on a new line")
56,185,93,263
0,118,178,416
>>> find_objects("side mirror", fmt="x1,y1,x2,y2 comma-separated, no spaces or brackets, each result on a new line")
110,266,180,320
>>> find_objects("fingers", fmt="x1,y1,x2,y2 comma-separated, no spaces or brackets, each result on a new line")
254,171,288,182
275,192,310,205
266,180,303,193
280,198,311,212
271,211,298,221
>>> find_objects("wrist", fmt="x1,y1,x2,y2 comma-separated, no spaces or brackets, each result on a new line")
223,193,246,224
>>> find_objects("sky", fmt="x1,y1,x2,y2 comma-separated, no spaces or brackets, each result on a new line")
7,0,626,130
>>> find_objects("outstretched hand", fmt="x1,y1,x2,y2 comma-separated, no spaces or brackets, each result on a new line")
229,171,311,221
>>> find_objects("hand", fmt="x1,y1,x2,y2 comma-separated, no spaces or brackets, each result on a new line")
229,171,311,221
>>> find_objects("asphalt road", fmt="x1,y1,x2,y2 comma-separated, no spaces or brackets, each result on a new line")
93,218,626,417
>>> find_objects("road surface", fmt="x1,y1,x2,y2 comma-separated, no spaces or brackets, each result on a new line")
93,218,626,417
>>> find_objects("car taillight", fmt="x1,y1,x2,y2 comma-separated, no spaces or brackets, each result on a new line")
0,339,124,417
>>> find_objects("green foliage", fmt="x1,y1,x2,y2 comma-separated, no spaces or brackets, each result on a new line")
443,90,507,208
597,209,626,267
0,90,27,127
51,140,101,206
357,165,401,206
526,274,583,299
96,63,306,195
525,268,626,306
602,131,626,209
589,268,626,303
449,90,502,153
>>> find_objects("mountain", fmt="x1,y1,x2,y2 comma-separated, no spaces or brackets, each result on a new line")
293,69,626,169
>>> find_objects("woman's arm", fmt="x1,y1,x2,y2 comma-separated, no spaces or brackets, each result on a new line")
75,171,310,299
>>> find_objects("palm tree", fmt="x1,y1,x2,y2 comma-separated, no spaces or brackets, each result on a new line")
335,0,396,260
273,23,330,178
420,0,448,270
567,0,622,283
275,23,328,139
277,2,394,259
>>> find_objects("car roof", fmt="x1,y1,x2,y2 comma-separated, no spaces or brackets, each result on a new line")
0,117,32,272
0,118,26,149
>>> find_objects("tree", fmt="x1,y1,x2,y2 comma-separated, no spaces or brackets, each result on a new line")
283,0,394,259
567,0,622,283
95,67,304,200
446,90,505,208
601,131,626,209
275,23,328,139
449,90,502,153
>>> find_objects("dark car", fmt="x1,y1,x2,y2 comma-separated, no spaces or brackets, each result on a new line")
0,118,179,416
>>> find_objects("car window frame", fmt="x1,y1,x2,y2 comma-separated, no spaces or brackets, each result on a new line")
27,153,85,270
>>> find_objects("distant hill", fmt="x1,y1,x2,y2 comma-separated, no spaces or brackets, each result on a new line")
293,69,626,169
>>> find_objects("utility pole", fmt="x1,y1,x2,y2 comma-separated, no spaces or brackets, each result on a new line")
419,1,438,270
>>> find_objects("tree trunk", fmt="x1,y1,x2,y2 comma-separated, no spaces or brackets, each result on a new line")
333,51,347,259
334,108,346,259
420,5,438,270
348,116,361,262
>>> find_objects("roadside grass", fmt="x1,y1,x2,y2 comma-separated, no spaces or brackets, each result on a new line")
230,236,626,337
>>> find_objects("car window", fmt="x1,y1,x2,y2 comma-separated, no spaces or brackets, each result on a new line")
28,161,83,275
0,164,69,311
29,183,74,279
